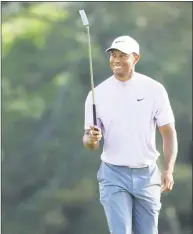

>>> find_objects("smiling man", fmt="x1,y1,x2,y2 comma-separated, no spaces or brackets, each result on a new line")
83,36,178,234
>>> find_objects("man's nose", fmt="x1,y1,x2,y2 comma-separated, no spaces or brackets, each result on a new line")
114,57,121,63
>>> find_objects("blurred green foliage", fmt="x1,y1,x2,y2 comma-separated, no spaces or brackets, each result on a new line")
2,2,192,234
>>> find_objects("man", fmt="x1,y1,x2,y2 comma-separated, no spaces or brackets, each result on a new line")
82,36,178,234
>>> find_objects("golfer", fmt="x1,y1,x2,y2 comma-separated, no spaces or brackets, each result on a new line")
83,36,178,234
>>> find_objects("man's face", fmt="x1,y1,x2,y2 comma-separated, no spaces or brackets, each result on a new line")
109,49,139,77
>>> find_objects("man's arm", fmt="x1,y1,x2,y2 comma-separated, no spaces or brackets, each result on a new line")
159,123,178,173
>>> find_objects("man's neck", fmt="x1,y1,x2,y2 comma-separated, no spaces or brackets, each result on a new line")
114,70,135,82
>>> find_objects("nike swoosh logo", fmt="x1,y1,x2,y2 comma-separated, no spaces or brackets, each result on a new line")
115,40,124,43
137,98,144,101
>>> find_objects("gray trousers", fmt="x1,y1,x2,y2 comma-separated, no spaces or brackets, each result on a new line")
97,161,162,234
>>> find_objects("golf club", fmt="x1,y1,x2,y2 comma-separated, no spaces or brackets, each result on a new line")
79,10,97,126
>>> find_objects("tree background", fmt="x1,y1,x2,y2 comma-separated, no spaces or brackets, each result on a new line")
1,2,192,234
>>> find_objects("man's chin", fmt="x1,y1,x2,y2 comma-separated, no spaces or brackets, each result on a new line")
113,71,124,77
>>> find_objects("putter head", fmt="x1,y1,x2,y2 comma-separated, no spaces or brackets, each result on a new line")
79,10,89,26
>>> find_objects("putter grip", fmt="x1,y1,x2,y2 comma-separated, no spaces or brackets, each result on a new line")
92,104,97,126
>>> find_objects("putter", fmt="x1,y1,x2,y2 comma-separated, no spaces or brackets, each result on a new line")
79,10,97,126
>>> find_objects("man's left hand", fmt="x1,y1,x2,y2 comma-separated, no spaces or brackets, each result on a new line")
161,171,174,192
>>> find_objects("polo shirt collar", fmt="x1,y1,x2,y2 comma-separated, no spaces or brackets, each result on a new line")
112,72,137,86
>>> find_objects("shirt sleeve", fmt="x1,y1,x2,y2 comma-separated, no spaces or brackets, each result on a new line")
154,84,175,127
84,91,102,130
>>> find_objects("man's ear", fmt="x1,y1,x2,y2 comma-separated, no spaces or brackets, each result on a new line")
133,53,140,65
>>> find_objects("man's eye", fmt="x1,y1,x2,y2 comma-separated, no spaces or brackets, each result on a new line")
121,54,127,58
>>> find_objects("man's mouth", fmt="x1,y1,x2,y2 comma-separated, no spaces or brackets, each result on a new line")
113,65,122,69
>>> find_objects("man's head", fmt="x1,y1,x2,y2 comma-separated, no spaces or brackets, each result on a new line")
106,36,140,79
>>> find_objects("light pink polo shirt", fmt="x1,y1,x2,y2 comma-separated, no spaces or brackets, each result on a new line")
84,72,175,168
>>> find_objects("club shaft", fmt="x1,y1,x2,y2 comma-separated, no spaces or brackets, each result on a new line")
86,26,95,104
86,26,97,126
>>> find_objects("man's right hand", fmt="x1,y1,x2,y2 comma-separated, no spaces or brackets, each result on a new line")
87,125,102,144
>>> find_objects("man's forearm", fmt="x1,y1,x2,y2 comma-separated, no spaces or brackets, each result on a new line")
163,129,178,173
82,134,100,150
